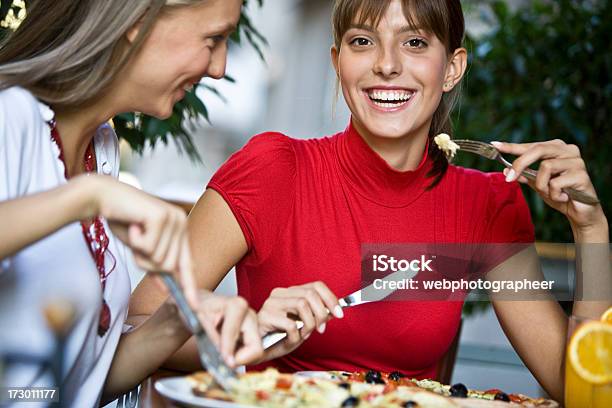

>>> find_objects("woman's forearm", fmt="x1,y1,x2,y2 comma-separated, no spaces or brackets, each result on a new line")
572,221,611,318
157,337,203,372
0,175,97,259
127,309,202,371
101,300,192,403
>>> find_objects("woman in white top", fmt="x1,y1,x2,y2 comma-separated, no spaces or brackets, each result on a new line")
0,0,262,406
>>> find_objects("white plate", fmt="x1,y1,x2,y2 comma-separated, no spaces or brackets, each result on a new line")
155,377,255,408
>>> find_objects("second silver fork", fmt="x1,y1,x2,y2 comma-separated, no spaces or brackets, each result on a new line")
454,139,599,205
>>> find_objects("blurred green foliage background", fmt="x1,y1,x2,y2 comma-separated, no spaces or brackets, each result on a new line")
455,0,611,243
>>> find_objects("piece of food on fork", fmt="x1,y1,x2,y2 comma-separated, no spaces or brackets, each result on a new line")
434,133,460,160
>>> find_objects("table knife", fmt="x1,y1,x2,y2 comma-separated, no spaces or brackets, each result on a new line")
158,272,237,390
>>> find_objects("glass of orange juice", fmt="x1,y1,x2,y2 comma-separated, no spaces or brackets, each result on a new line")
565,311,612,408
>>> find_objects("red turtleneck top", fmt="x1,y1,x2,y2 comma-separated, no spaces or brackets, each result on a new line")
207,122,534,379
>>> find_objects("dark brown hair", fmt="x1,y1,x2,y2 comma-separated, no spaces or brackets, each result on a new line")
332,0,465,187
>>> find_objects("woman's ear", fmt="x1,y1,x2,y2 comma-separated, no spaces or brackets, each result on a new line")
443,47,467,92
330,45,340,78
126,20,144,44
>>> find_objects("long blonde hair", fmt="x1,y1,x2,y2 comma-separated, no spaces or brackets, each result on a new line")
0,0,206,110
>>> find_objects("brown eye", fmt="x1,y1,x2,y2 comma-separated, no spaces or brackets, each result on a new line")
406,38,427,48
350,37,372,47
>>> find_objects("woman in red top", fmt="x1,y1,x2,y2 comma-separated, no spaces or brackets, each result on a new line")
131,0,610,401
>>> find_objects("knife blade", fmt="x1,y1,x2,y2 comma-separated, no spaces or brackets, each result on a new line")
261,269,415,350
158,272,237,390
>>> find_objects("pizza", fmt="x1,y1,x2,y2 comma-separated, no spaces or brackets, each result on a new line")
189,368,456,407
333,371,558,407
186,369,559,408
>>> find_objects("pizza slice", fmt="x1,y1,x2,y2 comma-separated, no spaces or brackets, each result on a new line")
187,368,458,407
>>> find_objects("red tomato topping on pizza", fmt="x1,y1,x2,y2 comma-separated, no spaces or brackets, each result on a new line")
383,383,398,394
509,394,527,403
484,389,504,394
276,378,292,390
349,372,365,382
255,390,270,400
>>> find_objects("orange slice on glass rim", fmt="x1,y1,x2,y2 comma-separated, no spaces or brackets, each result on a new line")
601,307,612,324
568,321,612,384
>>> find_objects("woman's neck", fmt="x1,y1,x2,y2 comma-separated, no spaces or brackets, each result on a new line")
351,119,431,172
53,103,115,177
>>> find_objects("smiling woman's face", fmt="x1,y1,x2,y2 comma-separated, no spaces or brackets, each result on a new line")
122,0,242,119
332,0,461,144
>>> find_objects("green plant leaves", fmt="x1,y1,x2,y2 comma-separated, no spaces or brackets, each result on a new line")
454,0,612,242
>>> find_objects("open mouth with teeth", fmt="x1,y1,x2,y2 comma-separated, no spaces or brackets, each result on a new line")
366,89,414,109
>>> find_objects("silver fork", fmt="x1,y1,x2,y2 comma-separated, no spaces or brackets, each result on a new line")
454,139,600,205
